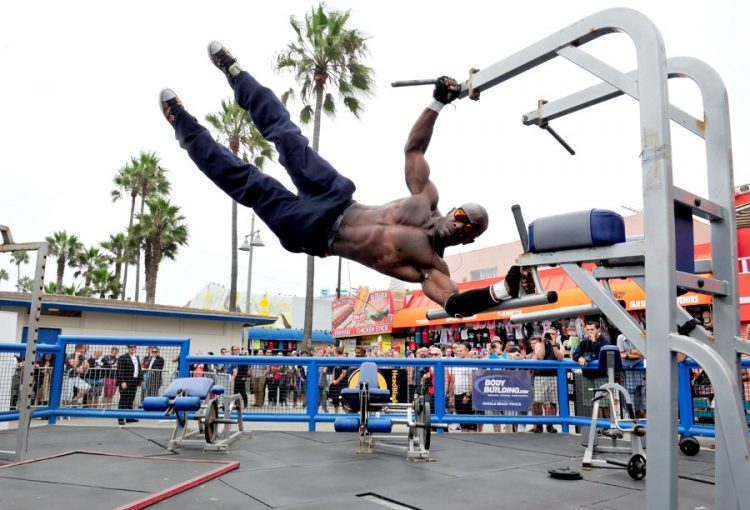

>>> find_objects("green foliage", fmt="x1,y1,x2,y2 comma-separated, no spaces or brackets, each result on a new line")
46,230,84,293
129,196,189,303
17,276,33,293
275,2,375,124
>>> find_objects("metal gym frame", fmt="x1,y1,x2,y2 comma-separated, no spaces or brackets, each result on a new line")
439,8,748,510
0,225,48,461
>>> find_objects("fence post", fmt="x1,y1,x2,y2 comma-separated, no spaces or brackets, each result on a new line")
307,361,319,431
433,361,446,422
557,364,570,433
177,339,190,378
47,342,66,425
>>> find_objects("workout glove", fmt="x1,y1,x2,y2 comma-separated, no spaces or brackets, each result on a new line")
433,76,460,104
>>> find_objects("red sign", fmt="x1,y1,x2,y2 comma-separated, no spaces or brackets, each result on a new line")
332,288,394,338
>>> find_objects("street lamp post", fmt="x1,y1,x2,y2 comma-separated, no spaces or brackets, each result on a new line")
239,213,264,314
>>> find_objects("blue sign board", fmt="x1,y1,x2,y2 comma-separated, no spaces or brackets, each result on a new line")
472,369,532,412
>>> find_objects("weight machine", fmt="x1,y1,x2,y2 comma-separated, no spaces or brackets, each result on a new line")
395,9,749,509
143,377,248,452
333,362,448,461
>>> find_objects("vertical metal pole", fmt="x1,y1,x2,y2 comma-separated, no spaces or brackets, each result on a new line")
307,361,319,431
244,214,256,314
15,243,48,460
634,27,679,509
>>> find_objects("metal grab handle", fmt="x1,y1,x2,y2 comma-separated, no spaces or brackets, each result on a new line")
391,79,435,87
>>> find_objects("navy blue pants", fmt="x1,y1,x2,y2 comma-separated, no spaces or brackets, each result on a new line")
174,71,356,256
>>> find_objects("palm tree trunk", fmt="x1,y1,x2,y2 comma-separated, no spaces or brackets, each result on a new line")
145,243,159,304
121,193,137,300
56,257,65,293
302,84,326,351
229,200,238,311
134,196,145,302
16,263,20,291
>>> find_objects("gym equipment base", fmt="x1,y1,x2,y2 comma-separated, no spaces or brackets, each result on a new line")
0,424,717,509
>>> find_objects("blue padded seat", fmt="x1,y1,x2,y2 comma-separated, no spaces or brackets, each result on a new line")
366,417,393,433
174,396,202,411
163,377,215,399
340,362,391,411
211,385,225,395
334,416,360,432
143,396,169,411
528,209,625,252
597,345,624,372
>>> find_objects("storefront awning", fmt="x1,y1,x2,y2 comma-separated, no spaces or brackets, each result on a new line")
392,278,715,329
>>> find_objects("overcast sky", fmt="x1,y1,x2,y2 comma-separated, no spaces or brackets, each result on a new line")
1,0,747,306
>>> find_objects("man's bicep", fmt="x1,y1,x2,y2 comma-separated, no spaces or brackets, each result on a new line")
405,151,439,206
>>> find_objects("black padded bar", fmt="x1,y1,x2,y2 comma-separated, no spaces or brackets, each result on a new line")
425,291,557,320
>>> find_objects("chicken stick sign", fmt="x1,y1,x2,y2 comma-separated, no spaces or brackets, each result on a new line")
332,287,395,338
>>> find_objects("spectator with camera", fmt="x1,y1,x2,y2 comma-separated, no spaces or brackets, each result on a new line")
528,332,564,433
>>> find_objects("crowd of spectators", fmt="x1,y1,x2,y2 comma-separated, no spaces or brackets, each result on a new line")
3,307,745,435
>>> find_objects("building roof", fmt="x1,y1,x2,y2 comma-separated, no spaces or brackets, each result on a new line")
248,327,334,342
0,292,277,325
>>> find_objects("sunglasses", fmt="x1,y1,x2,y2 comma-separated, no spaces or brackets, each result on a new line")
451,207,477,239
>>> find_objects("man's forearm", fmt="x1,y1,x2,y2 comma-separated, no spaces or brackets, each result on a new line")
404,109,438,155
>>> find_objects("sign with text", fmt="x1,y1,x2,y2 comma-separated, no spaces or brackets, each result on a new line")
472,369,532,412
332,287,394,338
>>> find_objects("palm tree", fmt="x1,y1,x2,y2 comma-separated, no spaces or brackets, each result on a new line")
10,250,30,291
100,232,132,293
17,276,34,293
129,196,189,304
74,246,109,290
275,3,374,348
46,231,83,292
205,99,275,311
90,267,122,299
111,151,171,301
0,268,9,290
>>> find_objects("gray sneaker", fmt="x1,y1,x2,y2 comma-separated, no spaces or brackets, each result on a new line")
208,41,242,80
159,88,184,126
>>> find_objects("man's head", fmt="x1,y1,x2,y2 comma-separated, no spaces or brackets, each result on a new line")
585,321,600,341
416,347,429,358
454,342,471,358
441,203,489,245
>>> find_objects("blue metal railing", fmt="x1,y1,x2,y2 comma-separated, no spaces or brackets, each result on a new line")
1,336,748,435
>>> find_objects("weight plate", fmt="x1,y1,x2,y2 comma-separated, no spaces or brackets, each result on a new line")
548,467,583,480
627,453,646,480
204,399,219,443
423,401,431,450
679,436,700,456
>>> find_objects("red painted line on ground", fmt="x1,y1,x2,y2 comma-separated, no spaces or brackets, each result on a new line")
117,460,240,510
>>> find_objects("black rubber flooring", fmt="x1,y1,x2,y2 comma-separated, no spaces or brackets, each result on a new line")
0,425,717,509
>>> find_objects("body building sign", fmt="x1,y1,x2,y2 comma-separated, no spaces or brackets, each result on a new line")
472,369,532,412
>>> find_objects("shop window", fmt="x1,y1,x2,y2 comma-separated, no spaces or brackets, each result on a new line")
469,267,498,281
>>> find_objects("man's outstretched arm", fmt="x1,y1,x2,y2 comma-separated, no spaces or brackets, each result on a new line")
403,76,461,206
423,266,537,318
